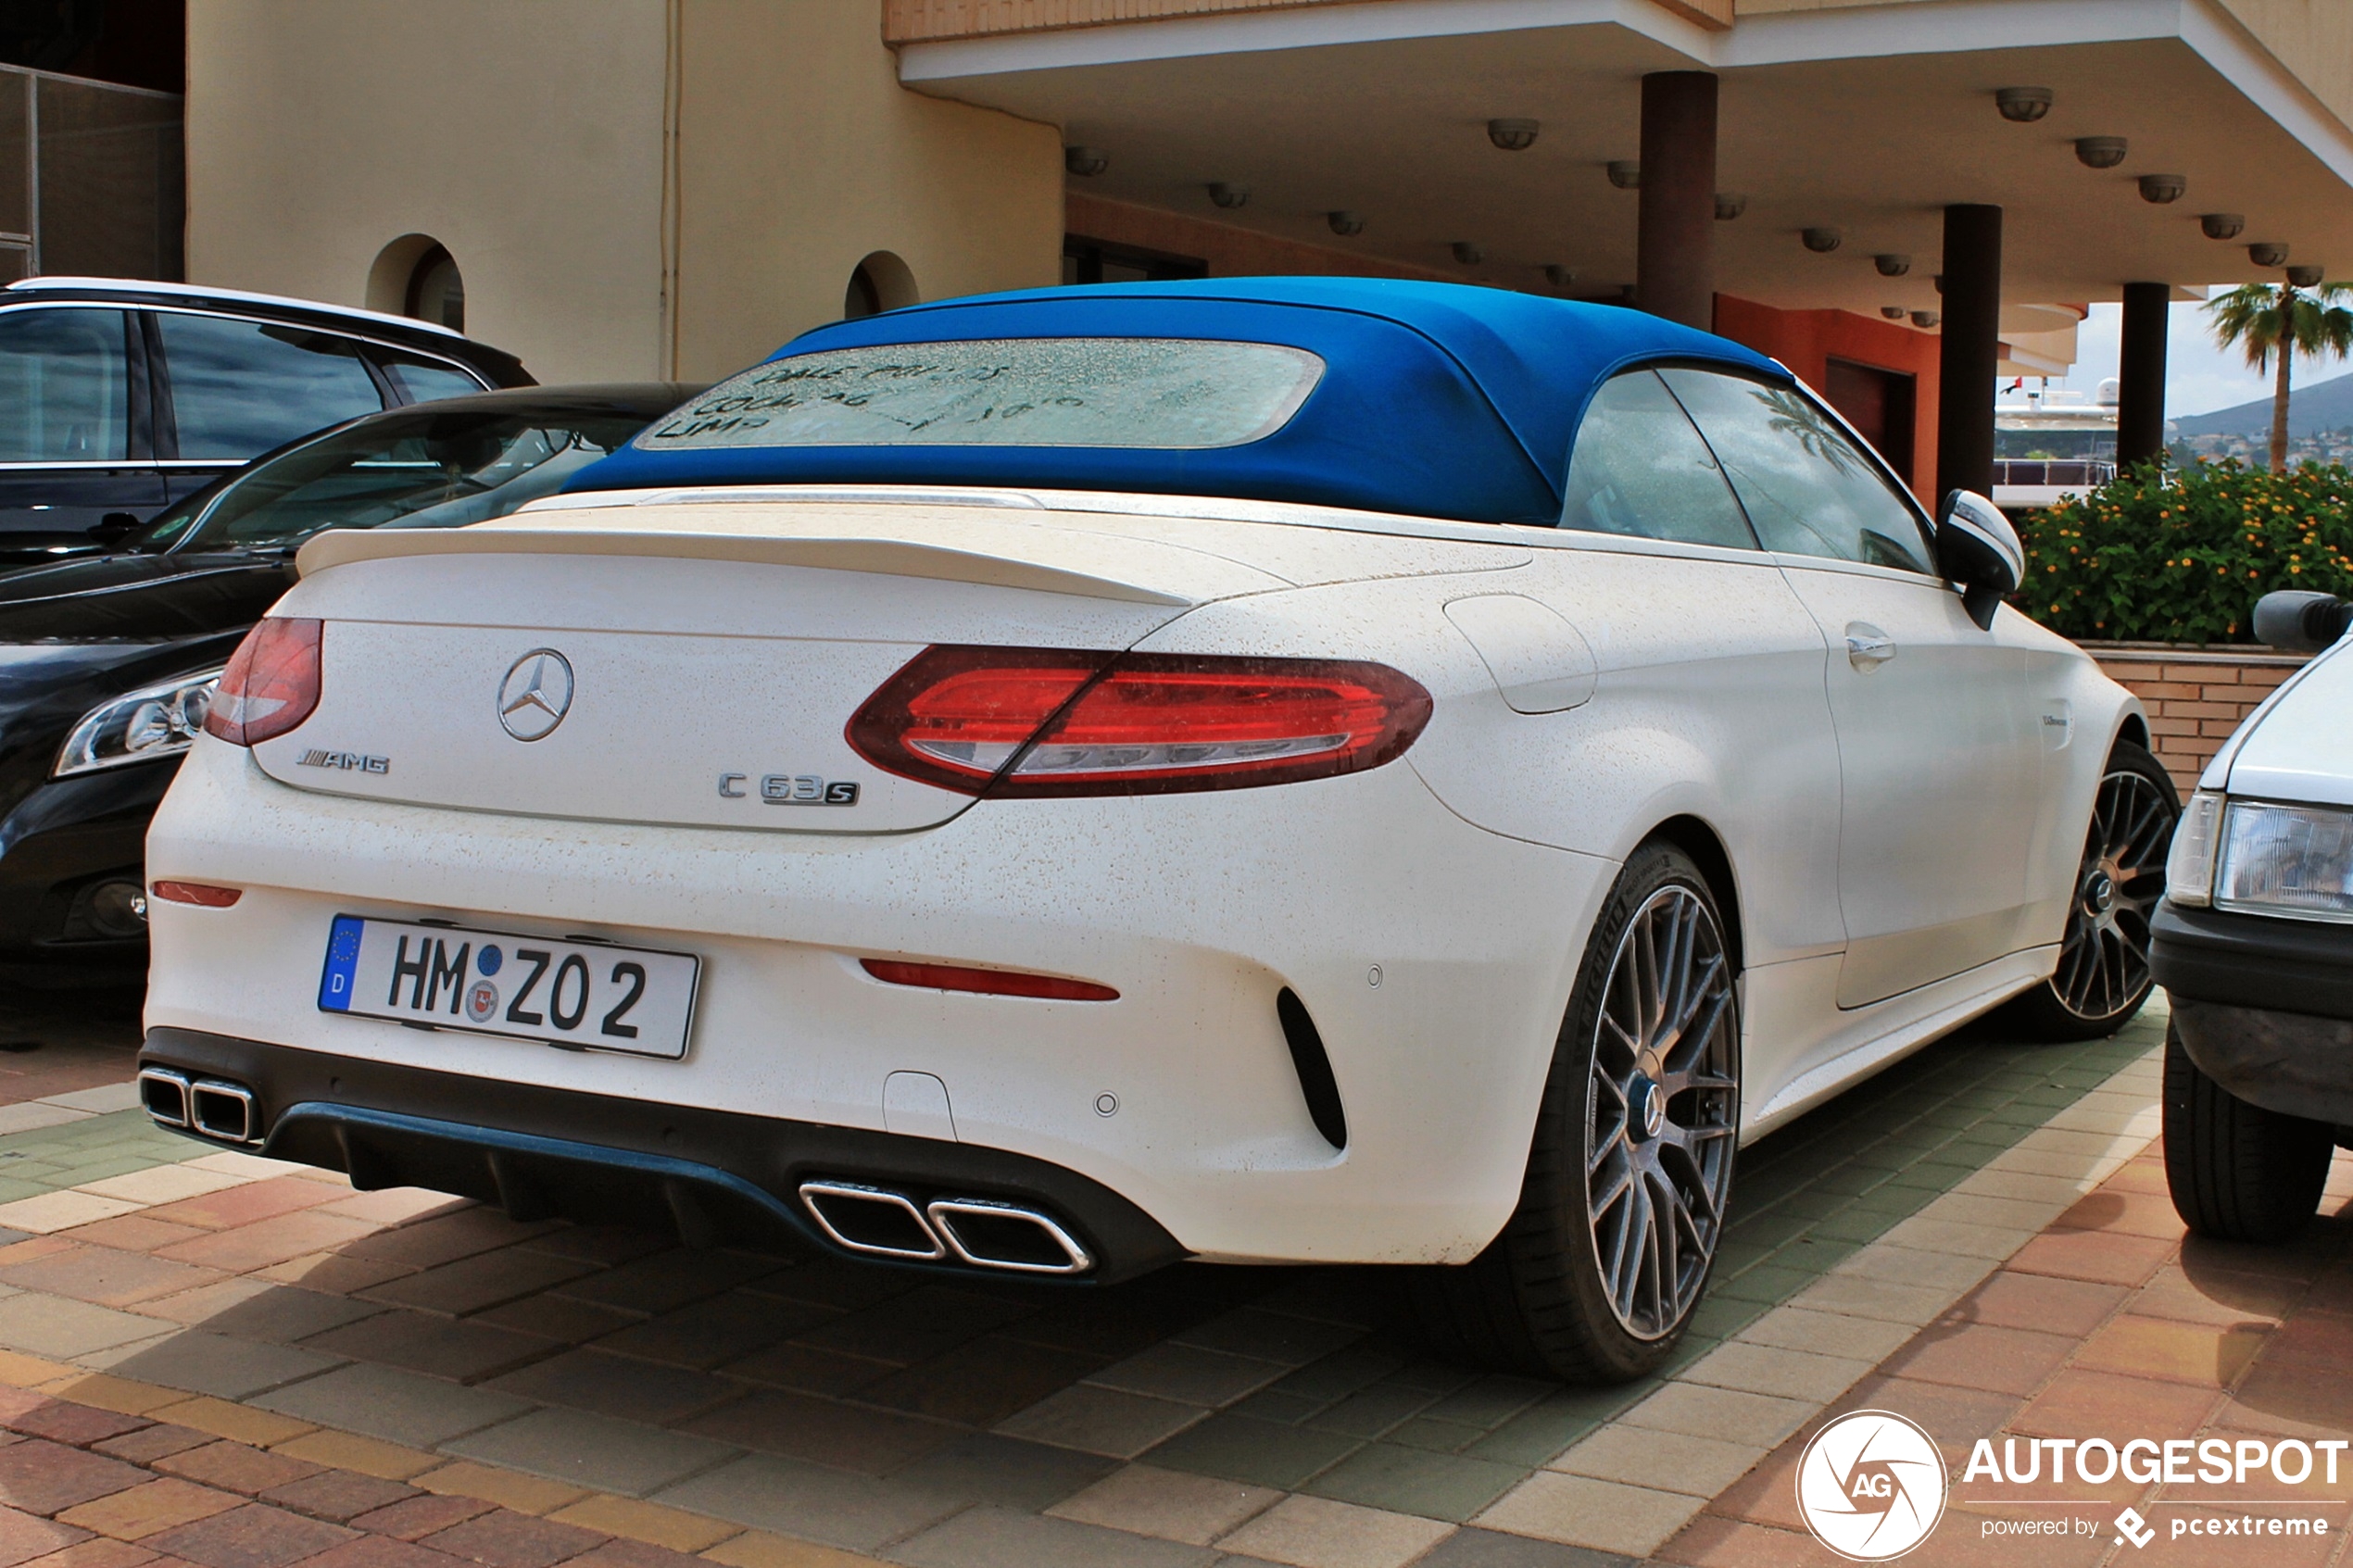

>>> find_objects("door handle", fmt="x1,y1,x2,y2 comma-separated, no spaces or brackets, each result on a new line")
1844,623,1896,671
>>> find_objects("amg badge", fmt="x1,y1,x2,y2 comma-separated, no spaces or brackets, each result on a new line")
717,772,860,806
298,749,390,773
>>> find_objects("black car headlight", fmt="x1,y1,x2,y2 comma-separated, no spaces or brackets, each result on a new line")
2212,799,2353,923
54,669,223,779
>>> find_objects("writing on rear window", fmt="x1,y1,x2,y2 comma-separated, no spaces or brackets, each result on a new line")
634,337,1325,452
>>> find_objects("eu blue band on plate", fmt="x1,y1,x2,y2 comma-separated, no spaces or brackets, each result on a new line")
320,915,363,1012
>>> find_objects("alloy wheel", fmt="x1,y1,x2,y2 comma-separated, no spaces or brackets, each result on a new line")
1584,884,1739,1340
2053,767,2173,1022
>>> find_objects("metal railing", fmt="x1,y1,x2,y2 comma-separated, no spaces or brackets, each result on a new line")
1993,459,2115,490
0,63,182,284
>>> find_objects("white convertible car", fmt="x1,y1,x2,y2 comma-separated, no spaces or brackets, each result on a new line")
139,279,2171,1381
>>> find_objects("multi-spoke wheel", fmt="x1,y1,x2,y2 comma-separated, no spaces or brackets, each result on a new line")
2007,741,2179,1041
1585,884,1739,1339
1410,842,1741,1382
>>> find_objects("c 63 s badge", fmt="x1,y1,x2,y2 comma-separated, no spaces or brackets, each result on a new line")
717,772,859,806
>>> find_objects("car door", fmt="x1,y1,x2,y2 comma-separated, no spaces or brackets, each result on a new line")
1663,367,2044,1010
150,309,393,505
0,304,166,564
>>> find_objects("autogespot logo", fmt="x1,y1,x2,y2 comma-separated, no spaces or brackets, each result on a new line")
1796,1411,1948,1561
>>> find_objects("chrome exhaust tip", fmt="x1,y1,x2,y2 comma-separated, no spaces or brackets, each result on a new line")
926,1197,1093,1275
799,1180,947,1261
187,1079,258,1145
138,1067,191,1129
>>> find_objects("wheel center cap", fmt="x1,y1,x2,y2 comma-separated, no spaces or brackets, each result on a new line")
2082,870,2116,915
1629,1076,1667,1142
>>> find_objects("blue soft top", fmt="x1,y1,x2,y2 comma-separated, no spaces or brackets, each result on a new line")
570,277,1788,527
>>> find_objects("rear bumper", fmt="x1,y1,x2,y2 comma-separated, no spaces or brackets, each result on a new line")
140,1026,1185,1283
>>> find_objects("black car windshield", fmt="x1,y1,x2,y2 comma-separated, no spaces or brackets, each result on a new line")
132,406,653,553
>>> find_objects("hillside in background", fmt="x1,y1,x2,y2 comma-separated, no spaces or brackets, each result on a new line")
2174,370,2353,436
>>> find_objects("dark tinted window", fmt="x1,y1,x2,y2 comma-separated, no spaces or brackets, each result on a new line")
1561,370,1755,549
135,406,652,553
375,348,486,405
0,306,130,460
1661,368,1934,573
158,312,386,459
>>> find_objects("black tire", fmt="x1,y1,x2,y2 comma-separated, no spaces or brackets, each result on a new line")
2004,740,2179,1042
2163,1021,2330,1242
1411,842,1739,1382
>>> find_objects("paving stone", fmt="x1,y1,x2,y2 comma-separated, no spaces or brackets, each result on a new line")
13,1533,154,1568
443,1411,735,1500
1612,1384,1814,1451
548,1541,705,1568
102,1336,343,1402
884,1435,1114,1512
308,1194,469,1229
547,1257,776,1319
0,1438,150,1513
253,1471,417,1525
509,1232,667,1270
1144,1415,1362,1492
710,1344,889,1399
855,1337,1105,1429
359,1256,600,1322
0,1296,164,1362
1086,1345,1288,1410
1301,1385,1438,1441
0,1199,142,1242
0,1110,95,1138
140,1400,309,1450
1474,1473,1705,1559
150,1448,319,1502
697,1527,878,1568
137,1503,354,1568
250,1366,532,1450
581,1298,812,1372
409,1466,582,1519
1545,1426,1764,1499
297,1312,552,1385
480,1353,733,1428
540,1496,736,1554
1047,1462,1280,1547
154,1215,379,1276
72,1173,245,1210
346,1496,495,1543
0,1506,91,1567
1413,1527,1635,1567
895,1503,1215,1568
91,1428,211,1468
0,1252,224,1311
413,1510,604,1568
678,1389,957,1477
56,1477,243,1539
1302,1442,1525,1524
274,1537,476,1568
132,1286,383,1346
1876,1322,2078,1397
467,1299,637,1349
994,1385,1206,1461
2,1405,148,1449
39,1093,141,1119
651,1453,961,1554
1215,1494,1451,1568
138,1186,345,1237
1173,1314,1362,1369
1677,1343,1873,1405
53,1219,209,1258
786,1288,1030,1367
264,1435,439,1485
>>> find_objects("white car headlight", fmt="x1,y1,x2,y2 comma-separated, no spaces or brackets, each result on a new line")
54,669,222,779
2215,799,2353,923
2166,790,2225,907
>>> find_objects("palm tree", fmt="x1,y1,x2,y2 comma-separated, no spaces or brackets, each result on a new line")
2207,281,2353,473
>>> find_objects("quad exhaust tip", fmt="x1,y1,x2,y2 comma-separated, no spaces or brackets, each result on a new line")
797,1179,1092,1275
138,1068,260,1147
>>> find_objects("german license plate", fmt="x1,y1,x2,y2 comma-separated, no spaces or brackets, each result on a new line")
318,915,699,1059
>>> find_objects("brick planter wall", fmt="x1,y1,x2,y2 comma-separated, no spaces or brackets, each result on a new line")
2082,643,2312,797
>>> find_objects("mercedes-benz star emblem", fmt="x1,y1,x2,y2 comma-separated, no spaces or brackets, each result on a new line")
497,649,574,742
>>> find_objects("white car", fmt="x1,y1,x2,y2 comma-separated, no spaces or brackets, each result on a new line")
2157,590,2353,1241
139,280,2169,1381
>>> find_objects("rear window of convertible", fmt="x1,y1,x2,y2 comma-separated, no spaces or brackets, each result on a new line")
634,337,1326,452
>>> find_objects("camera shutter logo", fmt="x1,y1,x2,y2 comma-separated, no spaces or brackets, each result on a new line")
497,649,574,742
1795,1410,1947,1561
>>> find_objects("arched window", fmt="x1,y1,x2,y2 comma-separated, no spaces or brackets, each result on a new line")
406,245,465,332
843,251,917,320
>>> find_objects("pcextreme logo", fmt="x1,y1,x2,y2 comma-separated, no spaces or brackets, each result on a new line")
1796,1411,1948,1561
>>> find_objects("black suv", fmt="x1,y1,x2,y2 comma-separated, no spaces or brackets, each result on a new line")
0,383,698,987
0,276,532,569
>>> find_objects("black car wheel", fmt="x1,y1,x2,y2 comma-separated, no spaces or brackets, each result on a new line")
2007,741,2179,1041
1412,842,1739,1381
2163,1021,2332,1242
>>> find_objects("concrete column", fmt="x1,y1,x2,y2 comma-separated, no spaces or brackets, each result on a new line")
1935,204,2003,503
1637,71,1717,331
2117,282,2170,470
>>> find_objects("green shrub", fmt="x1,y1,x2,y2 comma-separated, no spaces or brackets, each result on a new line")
2016,459,2353,644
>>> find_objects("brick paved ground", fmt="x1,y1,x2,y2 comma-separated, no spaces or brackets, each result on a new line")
1,987,2334,1565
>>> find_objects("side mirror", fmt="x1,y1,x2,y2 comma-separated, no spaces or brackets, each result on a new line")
1936,489,2022,631
85,511,140,548
2253,589,2353,653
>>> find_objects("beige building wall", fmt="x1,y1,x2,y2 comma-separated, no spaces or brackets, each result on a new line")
184,0,1065,387
670,0,1063,382
185,0,672,384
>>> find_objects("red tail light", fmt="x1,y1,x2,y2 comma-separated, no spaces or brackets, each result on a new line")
862,959,1119,1001
204,618,323,747
847,646,1431,797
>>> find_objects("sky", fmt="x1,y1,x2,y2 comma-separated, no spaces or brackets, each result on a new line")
2027,293,2350,418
